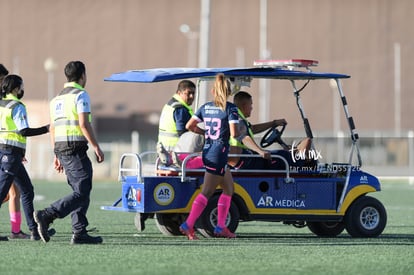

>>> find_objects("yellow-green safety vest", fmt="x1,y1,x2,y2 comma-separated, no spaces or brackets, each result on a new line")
0,94,27,149
50,87,91,144
229,108,254,149
158,94,193,149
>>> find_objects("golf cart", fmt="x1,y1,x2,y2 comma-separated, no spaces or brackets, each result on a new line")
101,59,387,238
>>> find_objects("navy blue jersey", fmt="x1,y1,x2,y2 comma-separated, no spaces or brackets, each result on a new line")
193,101,239,175
174,106,192,133
193,101,239,145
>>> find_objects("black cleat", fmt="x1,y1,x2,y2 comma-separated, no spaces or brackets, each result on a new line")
30,229,41,241
47,228,56,237
33,210,53,243
0,235,8,241
31,228,56,241
70,232,103,245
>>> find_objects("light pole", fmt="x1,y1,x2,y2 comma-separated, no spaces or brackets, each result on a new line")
394,42,401,136
259,0,270,122
179,24,199,68
43,57,58,101
197,0,211,105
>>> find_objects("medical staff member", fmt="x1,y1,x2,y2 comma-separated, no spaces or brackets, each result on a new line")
0,74,49,241
158,80,196,151
228,91,311,170
34,61,104,244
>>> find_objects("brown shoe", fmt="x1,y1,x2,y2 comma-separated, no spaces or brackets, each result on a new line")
9,231,30,240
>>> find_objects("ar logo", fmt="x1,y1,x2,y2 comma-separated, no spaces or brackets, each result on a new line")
54,99,65,117
55,103,63,111
154,183,174,206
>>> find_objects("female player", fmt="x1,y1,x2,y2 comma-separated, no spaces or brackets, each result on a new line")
179,73,240,240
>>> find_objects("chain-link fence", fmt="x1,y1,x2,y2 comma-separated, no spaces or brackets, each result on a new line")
25,130,414,182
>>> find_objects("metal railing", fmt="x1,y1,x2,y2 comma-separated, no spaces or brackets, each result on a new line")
24,130,414,181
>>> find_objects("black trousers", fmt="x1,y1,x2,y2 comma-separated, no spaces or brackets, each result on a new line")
0,150,36,232
46,150,93,234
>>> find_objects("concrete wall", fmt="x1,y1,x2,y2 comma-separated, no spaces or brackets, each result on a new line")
1,0,413,136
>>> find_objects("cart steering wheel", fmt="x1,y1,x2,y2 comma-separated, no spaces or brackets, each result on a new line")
260,124,289,149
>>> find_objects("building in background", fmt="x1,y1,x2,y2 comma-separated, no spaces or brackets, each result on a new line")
1,0,412,179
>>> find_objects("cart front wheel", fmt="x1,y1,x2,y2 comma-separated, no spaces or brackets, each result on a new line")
345,196,387,237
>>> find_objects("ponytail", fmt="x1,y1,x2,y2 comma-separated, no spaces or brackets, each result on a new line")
213,73,231,110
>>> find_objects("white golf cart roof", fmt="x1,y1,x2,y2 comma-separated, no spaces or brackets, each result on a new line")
104,59,350,83
104,59,360,167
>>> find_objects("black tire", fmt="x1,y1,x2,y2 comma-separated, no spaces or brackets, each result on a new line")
344,196,387,237
197,195,240,238
307,221,346,237
154,213,187,236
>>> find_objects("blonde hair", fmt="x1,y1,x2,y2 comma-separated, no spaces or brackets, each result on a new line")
213,73,231,110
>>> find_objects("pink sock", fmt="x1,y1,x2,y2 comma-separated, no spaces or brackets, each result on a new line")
186,193,208,229
10,212,21,233
217,194,232,228
179,154,204,169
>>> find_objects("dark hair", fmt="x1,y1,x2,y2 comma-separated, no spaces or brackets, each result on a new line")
176,80,196,92
0,64,9,76
233,91,252,106
64,61,86,82
1,74,22,97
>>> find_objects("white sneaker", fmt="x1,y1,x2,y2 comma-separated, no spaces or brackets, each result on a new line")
157,142,172,165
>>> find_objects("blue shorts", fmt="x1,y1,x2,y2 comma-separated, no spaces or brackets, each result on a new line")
202,142,229,176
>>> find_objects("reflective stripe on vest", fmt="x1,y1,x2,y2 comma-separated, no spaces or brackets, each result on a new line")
0,96,27,149
229,108,254,149
50,88,90,143
158,94,193,149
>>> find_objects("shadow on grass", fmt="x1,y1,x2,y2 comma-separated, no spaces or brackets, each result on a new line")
230,232,412,243
92,231,414,247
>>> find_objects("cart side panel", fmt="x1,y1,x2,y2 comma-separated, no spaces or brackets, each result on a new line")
121,176,199,212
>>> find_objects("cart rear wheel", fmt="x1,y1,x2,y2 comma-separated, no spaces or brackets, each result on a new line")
307,221,345,237
345,196,387,237
155,213,187,236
